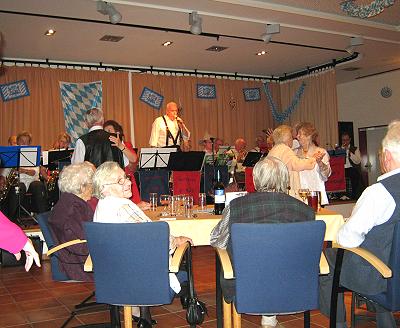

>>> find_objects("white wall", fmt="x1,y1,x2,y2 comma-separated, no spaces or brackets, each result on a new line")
337,70,400,146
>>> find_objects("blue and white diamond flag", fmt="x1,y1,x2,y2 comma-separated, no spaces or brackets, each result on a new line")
59,81,102,146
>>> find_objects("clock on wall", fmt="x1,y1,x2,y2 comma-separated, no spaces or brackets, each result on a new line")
380,86,392,98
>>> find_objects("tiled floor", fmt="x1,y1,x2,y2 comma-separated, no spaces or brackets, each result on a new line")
0,246,396,327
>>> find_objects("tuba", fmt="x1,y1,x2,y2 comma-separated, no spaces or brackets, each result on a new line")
0,168,18,202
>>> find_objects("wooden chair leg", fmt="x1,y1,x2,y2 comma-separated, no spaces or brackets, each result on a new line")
232,303,241,328
123,306,132,328
223,298,232,328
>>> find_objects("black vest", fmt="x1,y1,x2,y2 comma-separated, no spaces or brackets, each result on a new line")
340,172,400,294
80,129,124,169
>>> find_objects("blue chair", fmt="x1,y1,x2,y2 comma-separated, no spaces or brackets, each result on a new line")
216,221,326,328
84,221,189,328
330,222,399,327
37,212,116,328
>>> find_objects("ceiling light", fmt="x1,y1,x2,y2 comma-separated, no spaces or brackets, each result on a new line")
260,24,280,43
97,1,122,24
256,51,267,56
189,11,202,35
162,41,173,47
45,29,56,36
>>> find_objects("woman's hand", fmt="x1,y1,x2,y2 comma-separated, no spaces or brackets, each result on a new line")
313,151,325,163
137,201,151,211
14,239,41,272
173,236,194,247
109,132,124,150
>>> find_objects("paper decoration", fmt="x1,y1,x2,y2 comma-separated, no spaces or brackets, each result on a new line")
0,80,30,101
140,87,164,110
60,81,102,146
243,88,261,102
197,84,216,99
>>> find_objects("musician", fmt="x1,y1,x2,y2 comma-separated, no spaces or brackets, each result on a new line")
8,135,17,146
1,131,49,221
52,132,71,150
149,102,190,148
227,138,248,188
71,108,129,169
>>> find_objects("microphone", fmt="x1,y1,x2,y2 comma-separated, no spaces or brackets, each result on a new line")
176,117,183,124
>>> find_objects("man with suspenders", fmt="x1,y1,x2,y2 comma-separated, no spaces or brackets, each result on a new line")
149,102,190,149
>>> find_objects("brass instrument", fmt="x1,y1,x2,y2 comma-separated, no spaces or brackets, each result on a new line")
46,170,59,191
0,168,18,202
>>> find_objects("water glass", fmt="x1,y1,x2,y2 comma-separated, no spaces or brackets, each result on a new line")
170,195,179,216
298,188,310,204
184,195,194,218
198,193,207,211
149,192,158,211
160,194,170,216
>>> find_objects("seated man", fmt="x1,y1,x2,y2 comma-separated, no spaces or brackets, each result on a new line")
319,120,400,328
210,156,315,328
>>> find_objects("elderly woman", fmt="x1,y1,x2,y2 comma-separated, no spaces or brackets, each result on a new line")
295,122,331,205
48,162,95,281
267,124,321,200
92,161,192,328
210,156,315,328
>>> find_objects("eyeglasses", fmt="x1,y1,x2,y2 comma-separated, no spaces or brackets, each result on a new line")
102,175,130,187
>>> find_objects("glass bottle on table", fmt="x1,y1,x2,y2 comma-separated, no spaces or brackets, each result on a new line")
214,170,225,215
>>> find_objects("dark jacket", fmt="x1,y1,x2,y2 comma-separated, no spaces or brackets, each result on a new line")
48,192,94,281
80,129,124,168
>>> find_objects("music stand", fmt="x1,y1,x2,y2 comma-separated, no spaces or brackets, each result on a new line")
139,147,178,169
0,146,41,225
167,151,205,171
42,149,74,171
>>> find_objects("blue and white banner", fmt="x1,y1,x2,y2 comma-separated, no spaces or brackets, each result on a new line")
0,80,30,102
59,81,102,145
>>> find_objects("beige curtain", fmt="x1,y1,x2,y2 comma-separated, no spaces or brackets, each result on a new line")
280,69,339,148
132,74,277,150
0,66,129,149
0,66,337,152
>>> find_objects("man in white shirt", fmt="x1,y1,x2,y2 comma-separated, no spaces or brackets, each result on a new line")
320,120,400,328
149,102,190,148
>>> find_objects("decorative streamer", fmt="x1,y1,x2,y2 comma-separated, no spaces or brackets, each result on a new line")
263,82,306,123
340,0,395,19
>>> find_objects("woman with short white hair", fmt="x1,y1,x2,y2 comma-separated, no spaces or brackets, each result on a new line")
48,161,96,281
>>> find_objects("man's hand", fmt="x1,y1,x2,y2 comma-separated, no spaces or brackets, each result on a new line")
173,236,194,247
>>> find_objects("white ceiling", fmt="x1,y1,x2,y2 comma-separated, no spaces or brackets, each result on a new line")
0,0,399,83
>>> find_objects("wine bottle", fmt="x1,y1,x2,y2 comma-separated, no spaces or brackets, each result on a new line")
214,170,225,215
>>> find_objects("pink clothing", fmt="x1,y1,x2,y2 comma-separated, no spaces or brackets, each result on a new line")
0,211,27,254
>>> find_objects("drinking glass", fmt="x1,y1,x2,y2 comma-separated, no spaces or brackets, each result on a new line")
198,192,207,211
149,192,158,211
184,195,194,218
170,195,179,216
160,194,170,216
298,188,310,204
307,191,321,212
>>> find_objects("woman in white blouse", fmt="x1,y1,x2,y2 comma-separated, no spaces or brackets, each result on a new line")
92,161,192,328
295,122,332,205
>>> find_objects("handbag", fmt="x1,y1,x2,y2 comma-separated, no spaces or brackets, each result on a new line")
183,244,208,326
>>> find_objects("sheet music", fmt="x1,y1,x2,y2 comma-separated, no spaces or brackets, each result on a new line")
139,148,177,169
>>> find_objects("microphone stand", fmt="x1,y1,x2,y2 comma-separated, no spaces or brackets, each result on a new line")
210,137,216,165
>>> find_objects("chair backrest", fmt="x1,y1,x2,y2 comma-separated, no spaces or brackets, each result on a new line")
386,221,400,309
36,211,69,281
84,221,171,306
231,220,326,314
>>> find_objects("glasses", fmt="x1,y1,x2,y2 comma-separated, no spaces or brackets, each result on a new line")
102,175,130,187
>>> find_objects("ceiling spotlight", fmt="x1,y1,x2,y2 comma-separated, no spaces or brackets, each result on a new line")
162,41,173,47
189,11,202,35
345,36,364,54
260,24,280,43
44,29,56,36
97,1,122,24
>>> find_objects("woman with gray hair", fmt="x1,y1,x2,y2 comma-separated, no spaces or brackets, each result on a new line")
210,156,315,328
92,161,193,328
48,162,96,281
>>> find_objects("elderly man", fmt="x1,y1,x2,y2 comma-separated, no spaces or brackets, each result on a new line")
267,125,321,200
211,156,315,328
149,102,190,148
71,108,129,168
320,120,400,328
